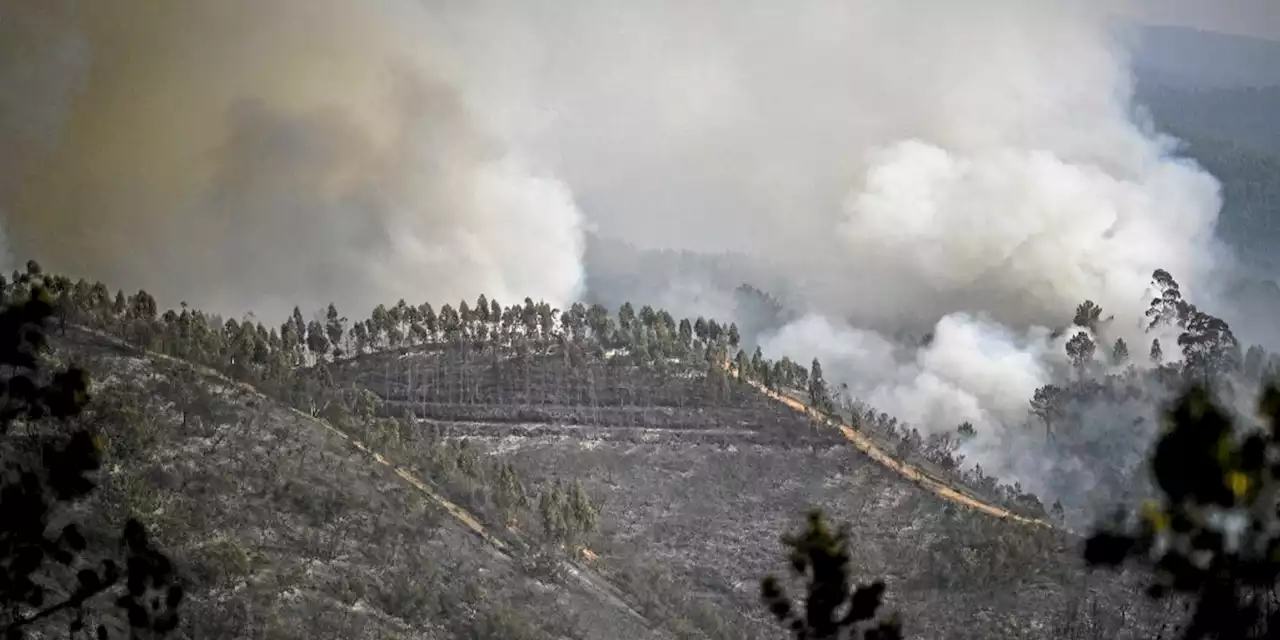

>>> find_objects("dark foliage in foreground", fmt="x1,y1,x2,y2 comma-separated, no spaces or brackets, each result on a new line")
1086,382,1280,639
761,510,902,640
766,379,1280,639
0,280,184,638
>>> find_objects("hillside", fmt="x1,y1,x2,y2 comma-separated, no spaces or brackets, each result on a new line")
49,327,660,639
1128,24,1280,90
1126,28,1280,283
321,345,1165,638
5,269,1177,639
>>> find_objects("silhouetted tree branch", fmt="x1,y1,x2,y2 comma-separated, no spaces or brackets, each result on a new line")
762,510,902,640
0,283,184,638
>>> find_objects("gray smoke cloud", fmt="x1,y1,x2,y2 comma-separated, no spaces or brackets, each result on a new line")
0,0,1250,497
425,0,1226,319
413,0,1234,494
0,0,585,320
0,0,89,274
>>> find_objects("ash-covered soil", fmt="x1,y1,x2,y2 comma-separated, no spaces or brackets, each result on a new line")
52,329,664,640
328,347,1169,640
22,329,1175,640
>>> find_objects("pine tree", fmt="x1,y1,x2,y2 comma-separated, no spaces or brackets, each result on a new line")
1112,338,1130,365
1030,384,1065,441
1073,300,1103,332
679,318,694,348
325,303,346,357
618,302,635,333
761,510,901,639
694,317,708,342
809,358,830,413
751,347,765,379
411,303,431,337
290,306,307,348
1065,331,1096,373
306,319,330,362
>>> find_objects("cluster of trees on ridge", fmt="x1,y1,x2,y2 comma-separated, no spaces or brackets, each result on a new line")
2,265,607,625
13,259,1057,519
1019,268,1280,525
760,264,1280,639
26,256,1275,529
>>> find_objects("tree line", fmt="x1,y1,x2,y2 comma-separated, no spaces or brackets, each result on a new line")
13,258,1056,520
1022,268,1280,526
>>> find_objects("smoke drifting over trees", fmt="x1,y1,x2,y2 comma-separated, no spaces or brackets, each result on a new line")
0,0,585,319
0,1,1264,513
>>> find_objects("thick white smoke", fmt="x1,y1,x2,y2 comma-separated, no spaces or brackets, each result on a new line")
739,1,1227,485
411,0,1232,490
2,0,1239,493
764,315,1059,443
416,0,1227,452
840,140,1221,329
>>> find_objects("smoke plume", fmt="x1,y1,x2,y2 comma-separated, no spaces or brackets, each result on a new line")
0,0,585,319
414,0,1232,496
0,1,1244,499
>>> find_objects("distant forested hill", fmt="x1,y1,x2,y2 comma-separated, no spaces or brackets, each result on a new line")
579,26,1280,334
1133,84,1280,274
1139,84,1280,155
1128,24,1280,89
1167,129,1280,270
1128,25,1280,274
1127,25,1280,341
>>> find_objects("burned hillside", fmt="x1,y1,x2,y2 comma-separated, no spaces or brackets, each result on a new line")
0,263,1204,639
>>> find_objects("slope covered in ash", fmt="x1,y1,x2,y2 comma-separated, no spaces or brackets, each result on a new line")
47,327,660,639
10,267,1178,639
329,342,1164,639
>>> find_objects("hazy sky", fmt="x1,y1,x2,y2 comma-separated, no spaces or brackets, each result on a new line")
1122,0,1280,40
0,0,1272,323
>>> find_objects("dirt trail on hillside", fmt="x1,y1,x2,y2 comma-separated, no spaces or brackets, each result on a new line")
67,327,656,631
309,412,651,625
726,365,1055,529
336,342,1054,528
